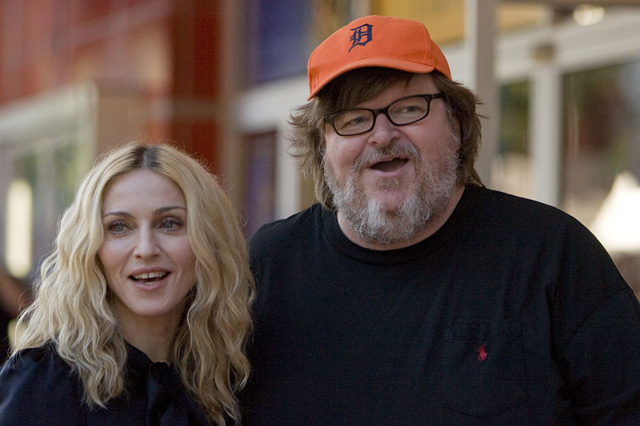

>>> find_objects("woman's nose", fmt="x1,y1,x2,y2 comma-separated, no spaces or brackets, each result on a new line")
133,228,160,258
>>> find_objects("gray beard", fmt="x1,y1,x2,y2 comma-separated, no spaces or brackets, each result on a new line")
325,141,459,246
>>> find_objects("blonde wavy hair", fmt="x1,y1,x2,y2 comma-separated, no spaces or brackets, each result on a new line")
14,142,254,425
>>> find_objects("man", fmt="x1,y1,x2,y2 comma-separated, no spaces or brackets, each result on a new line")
241,15,640,425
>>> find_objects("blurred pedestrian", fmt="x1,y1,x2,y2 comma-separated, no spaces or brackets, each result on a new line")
0,269,30,364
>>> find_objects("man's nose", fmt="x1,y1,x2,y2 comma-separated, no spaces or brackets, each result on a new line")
367,113,399,147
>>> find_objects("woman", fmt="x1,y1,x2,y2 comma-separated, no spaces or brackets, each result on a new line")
0,143,254,425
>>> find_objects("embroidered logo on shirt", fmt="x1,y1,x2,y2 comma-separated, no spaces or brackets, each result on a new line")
349,24,373,52
477,344,488,362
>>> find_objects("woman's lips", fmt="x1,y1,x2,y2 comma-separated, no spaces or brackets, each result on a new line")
129,270,169,284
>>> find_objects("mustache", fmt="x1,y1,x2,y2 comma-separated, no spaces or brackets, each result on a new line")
352,142,421,173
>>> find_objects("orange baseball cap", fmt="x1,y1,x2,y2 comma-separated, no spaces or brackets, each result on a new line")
307,15,451,100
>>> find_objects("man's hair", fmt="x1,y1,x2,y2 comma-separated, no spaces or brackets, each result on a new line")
288,67,484,209
14,142,254,425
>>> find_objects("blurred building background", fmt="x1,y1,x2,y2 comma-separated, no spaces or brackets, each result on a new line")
0,0,639,300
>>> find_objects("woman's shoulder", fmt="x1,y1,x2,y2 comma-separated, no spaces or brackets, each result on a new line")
0,344,86,424
1,344,74,377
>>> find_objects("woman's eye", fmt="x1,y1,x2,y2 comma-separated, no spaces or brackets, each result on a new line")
160,217,184,232
107,221,128,234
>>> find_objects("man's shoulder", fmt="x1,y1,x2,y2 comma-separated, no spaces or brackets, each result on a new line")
249,203,325,244
467,186,605,257
471,186,579,225
248,204,329,276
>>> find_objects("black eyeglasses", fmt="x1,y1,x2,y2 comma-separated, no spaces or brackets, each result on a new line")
325,93,444,136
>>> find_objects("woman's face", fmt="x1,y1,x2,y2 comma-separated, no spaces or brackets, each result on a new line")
98,170,197,329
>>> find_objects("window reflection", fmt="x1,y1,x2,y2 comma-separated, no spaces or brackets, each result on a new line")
494,80,531,198
5,179,32,279
562,62,640,295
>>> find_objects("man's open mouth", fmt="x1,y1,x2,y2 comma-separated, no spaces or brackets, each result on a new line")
370,158,409,172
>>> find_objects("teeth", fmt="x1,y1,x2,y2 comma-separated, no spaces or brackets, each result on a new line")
132,271,167,280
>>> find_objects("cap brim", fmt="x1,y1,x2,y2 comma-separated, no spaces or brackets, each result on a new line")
308,59,437,100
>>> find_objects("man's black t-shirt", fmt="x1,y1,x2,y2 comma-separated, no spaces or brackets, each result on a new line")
241,185,640,425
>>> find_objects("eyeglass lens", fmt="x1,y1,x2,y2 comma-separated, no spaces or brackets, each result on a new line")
331,95,433,136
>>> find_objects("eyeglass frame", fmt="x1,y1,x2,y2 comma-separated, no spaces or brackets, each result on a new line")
325,93,445,136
